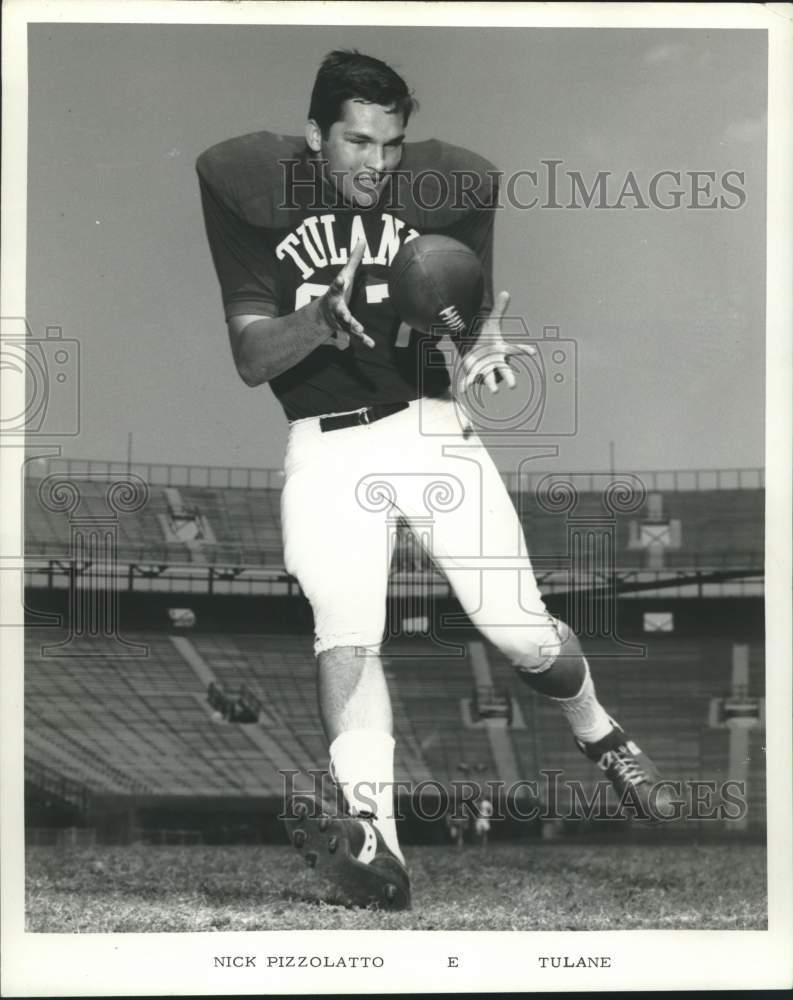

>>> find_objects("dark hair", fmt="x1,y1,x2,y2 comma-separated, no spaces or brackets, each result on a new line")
308,49,418,136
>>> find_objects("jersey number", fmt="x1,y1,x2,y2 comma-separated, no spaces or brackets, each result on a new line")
294,281,411,350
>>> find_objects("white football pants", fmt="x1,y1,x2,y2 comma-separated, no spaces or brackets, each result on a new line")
281,394,563,671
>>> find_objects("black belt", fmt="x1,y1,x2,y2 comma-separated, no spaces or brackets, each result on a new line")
319,401,409,433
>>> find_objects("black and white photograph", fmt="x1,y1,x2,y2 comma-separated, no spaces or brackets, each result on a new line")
1,1,791,995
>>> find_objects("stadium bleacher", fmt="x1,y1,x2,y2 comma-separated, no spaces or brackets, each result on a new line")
22,461,766,840
25,632,282,795
25,469,764,571
24,627,765,827
24,476,188,563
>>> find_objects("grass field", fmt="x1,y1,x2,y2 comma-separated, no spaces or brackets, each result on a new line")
26,840,766,932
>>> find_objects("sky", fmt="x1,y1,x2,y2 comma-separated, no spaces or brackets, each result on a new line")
24,24,767,476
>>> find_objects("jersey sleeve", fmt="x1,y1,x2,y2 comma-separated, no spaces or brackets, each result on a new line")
196,154,279,321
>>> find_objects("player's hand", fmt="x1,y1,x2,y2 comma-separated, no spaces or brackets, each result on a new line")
458,291,536,394
318,240,375,348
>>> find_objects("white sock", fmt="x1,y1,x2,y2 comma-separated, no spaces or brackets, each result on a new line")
552,660,614,745
329,729,404,864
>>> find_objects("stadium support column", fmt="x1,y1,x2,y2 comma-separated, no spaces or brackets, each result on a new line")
37,473,148,657
708,642,764,832
726,643,752,833
468,641,522,786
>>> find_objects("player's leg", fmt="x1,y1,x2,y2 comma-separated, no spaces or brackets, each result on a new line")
395,416,613,744
281,421,405,865
403,412,668,814
513,616,615,745
317,644,392,744
317,645,405,864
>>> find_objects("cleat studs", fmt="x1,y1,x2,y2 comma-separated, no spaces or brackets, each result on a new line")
318,816,330,832
293,801,308,819
293,829,307,848
305,850,318,868
328,835,338,854
384,884,397,903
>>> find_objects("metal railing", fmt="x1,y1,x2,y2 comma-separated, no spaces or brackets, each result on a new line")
25,457,285,490
24,539,286,568
504,467,765,493
24,457,764,493
24,548,763,581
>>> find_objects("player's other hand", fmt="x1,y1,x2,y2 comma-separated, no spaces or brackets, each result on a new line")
319,240,375,348
459,291,536,394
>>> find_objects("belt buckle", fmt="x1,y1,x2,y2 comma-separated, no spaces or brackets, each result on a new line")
360,408,371,426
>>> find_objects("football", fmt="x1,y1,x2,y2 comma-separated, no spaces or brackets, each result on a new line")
388,234,484,336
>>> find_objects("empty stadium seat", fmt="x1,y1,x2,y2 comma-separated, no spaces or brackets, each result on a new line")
25,471,764,571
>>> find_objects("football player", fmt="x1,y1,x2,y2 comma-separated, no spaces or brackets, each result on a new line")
197,50,670,910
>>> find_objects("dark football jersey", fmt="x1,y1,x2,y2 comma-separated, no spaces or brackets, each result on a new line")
197,130,498,421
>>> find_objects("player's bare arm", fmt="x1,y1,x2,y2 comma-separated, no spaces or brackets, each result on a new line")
457,290,537,395
227,241,373,387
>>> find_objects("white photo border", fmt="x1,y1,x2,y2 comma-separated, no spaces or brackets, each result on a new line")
2,1,791,995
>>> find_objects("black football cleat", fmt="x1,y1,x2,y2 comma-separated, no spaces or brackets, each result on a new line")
576,721,677,821
285,795,411,910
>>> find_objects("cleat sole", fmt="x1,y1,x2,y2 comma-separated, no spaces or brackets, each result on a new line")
284,796,410,911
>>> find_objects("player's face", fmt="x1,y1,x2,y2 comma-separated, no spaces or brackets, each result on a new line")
308,99,406,208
